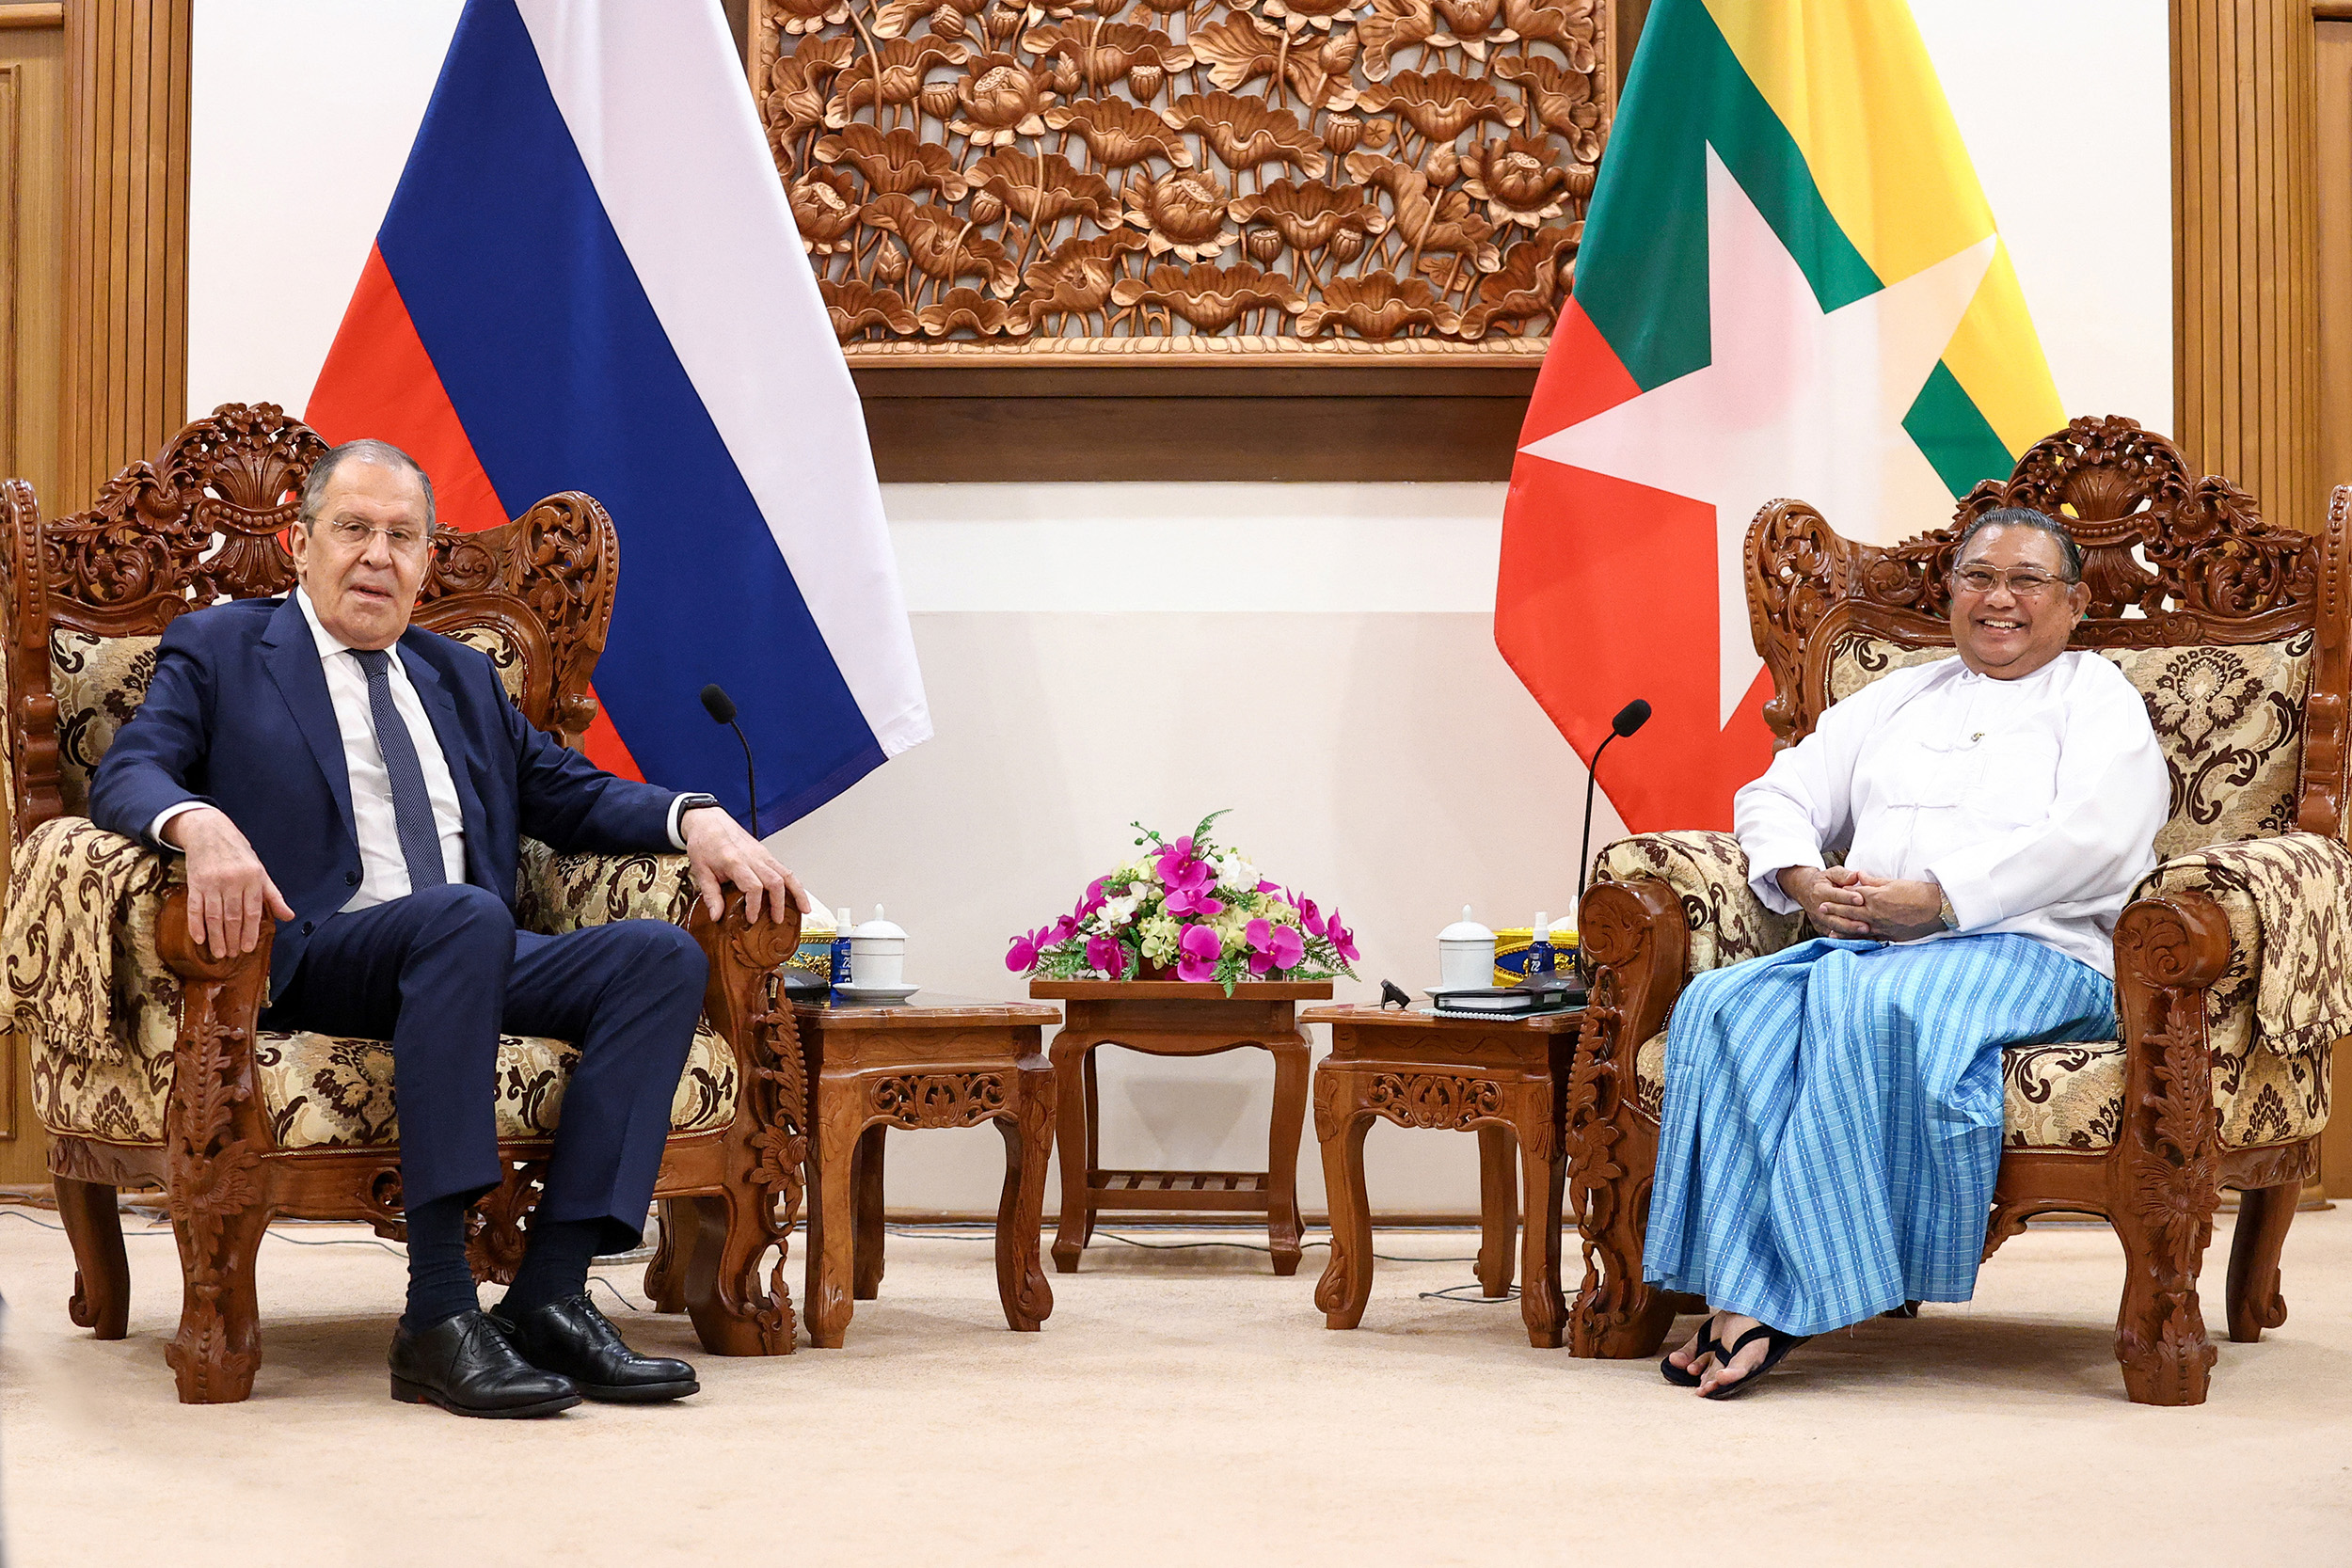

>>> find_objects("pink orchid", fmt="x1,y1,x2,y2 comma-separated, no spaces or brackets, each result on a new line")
1163,885,1225,918
1046,913,1079,945
1257,879,1281,894
1006,926,1049,973
1245,917,1305,975
1290,892,1327,938
1325,908,1358,964
1086,933,1127,978
1176,924,1224,983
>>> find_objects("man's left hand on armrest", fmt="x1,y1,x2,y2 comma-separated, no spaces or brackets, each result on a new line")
679,804,812,926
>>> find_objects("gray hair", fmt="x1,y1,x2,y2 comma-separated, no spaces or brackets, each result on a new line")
1955,506,2083,583
299,439,436,530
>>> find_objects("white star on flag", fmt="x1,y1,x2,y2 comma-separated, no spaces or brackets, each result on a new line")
1520,144,1996,727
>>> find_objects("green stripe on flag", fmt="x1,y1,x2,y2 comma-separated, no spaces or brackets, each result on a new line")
1902,362,2018,499
1575,0,1880,391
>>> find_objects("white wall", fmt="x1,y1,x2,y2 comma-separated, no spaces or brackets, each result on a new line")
186,0,2171,1214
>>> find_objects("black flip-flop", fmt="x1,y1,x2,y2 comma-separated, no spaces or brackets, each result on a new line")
1880,1300,1922,1320
1699,1322,1812,1400
1661,1324,1724,1387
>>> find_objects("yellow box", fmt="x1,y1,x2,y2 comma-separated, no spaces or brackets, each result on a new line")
1491,927,1578,986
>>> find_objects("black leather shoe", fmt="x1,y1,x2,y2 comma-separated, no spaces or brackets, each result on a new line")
389,1310,582,1418
490,1293,700,1403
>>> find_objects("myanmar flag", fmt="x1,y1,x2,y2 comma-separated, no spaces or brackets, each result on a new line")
1497,0,2063,833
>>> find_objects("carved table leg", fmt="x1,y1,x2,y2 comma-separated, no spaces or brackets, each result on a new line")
993,1058,1056,1332
644,1197,687,1314
166,1195,269,1404
1517,1088,1566,1350
804,1081,864,1350
2226,1179,2298,1344
1050,1035,1094,1275
1080,1048,1102,1248
1267,1037,1311,1276
1475,1125,1517,1299
54,1176,130,1339
852,1124,887,1302
1312,1069,1376,1329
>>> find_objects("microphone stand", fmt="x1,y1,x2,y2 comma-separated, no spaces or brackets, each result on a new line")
727,721,760,839
1575,729,1626,911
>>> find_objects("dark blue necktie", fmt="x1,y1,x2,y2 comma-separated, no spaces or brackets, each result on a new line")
349,648,447,894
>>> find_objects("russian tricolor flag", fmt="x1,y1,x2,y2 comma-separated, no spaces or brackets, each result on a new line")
308,0,929,827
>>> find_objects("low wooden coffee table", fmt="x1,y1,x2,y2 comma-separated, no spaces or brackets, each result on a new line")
1034,979,1331,1275
1302,1003,1582,1348
795,993,1059,1348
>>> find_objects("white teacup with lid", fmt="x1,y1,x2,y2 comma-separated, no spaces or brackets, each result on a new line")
1438,906,1497,990
850,905,908,989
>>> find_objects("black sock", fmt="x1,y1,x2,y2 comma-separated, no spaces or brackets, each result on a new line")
403,1195,479,1333
500,1218,605,1317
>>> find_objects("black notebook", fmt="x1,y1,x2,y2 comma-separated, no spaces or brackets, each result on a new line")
1432,972,1586,1017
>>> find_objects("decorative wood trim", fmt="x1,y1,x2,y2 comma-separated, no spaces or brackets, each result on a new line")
2173,0,2321,531
59,0,190,508
0,5,63,28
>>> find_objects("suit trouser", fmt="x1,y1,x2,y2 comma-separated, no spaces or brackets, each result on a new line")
260,882,707,1248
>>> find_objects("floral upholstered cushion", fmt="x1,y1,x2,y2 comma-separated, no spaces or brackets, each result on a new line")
442,623,532,705
516,836,697,935
0,817,170,1067
1591,831,1804,976
1824,633,2311,863
2136,832,2352,1057
253,1022,739,1149
49,630,160,816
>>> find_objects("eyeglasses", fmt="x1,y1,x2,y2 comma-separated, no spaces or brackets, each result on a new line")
1948,565,2073,599
315,517,429,556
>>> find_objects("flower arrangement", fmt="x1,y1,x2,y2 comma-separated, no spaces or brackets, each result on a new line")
1008,812,1359,993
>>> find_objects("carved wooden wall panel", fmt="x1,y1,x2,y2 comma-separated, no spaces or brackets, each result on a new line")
755,0,1607,363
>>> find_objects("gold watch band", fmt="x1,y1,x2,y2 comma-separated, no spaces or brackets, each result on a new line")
1938,893,1958,931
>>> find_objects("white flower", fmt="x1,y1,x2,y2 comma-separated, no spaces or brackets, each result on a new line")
1214,849,1259,892
1104,889,1144,927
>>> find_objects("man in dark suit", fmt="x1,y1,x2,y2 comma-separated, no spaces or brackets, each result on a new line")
91,438,811,1418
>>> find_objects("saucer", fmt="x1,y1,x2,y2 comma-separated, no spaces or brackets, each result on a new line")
835,982,919,1004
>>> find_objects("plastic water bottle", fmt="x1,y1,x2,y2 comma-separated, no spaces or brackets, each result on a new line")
1527,911,1556,975
830,907,853,987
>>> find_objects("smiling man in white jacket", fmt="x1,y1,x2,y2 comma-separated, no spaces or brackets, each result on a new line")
1646,507,2169,1400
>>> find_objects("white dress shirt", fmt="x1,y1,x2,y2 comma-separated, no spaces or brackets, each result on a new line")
151,589,701,911
1735,650,2169,977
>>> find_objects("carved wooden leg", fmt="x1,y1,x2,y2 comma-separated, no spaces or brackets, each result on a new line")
1050,1035,1094,1274
644,1198,687,1313
679,1185,795,1356
165,1194,268,1404
1475,1125,1517,1299
1518,1090,1566,1350
1080,1048,1101,1247
805,1090,866,1349
1267,1038,1310,1276
852,1124,888,1302
993,1060,1056,1332
2226,1180,2297,1344
1312,1069,1375,1329
54,1177,129,1340
1565,1041,1674,1358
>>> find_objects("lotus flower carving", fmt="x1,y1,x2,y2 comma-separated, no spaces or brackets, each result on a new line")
1358,70,1523,140
1161,93,1327,176
815,125,973,199
1295,275,1460,337
1122,169,1237,260
971,150,1121,227
1109,263,1302,330
1230,180,1390,253
1044,96,1194,167
820,278,921,340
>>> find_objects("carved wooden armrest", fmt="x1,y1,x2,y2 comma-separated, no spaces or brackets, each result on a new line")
2134,832,2352,1061
685,891,808,1158
515,838,697,935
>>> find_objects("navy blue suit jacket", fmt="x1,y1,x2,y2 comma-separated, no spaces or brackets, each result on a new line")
88,594,679,998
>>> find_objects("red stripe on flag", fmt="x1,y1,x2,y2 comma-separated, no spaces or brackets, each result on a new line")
308,245,646,782
1497,298,1771,832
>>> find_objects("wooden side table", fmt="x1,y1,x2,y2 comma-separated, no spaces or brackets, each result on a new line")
1032,979,1332,1275
796,994,1059,1348
1302,1003,1581,1348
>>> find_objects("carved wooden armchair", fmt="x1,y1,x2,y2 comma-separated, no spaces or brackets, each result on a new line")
2,404,809,1403
1568,417,2350,1406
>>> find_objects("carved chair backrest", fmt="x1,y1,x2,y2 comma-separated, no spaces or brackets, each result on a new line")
1745,416,2352,860
0,404,620,843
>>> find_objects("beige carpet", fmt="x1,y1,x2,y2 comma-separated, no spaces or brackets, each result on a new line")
5,1206,2350,1566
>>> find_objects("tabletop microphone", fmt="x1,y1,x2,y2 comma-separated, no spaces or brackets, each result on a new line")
1576,698,1653,911
699,683,760,839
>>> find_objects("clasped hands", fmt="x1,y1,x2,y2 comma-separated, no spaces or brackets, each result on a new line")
1776,865,1948,943
167,802,814,960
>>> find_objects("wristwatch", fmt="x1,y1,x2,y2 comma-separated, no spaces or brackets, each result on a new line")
1937,891,1959,931
674,793,723,818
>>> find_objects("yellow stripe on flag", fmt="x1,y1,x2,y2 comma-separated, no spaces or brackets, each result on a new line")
1700,0,2063,458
